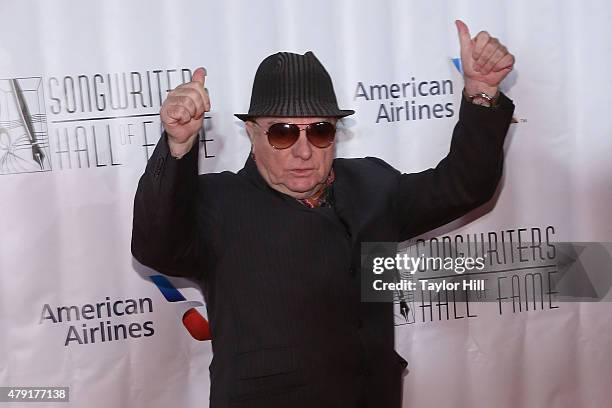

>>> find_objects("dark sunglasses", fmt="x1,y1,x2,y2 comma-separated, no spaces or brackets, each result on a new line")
254,121,336,149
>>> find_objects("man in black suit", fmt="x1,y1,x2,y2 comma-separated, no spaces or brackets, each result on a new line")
132,20,515,408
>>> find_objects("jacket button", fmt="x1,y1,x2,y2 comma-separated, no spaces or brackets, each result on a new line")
349,267,356,276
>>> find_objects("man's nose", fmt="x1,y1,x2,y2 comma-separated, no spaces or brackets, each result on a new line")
291,129,312,160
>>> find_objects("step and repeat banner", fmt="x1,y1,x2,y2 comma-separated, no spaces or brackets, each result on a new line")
1,0,611,407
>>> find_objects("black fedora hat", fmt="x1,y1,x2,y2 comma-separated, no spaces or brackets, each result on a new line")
235,51,354,121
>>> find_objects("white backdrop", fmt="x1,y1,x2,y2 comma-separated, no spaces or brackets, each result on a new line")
1,1,611,407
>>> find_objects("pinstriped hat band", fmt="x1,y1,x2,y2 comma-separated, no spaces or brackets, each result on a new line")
235,51,354,121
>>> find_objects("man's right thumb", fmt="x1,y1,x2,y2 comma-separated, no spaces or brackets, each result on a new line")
192,67,206,85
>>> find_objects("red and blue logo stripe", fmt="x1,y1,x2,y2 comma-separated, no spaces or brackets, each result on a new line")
150,275,211,341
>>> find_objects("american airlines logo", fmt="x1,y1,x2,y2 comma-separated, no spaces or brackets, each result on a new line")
149,275,211,341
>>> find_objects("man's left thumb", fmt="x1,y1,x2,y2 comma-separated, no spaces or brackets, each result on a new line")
455,19,471,50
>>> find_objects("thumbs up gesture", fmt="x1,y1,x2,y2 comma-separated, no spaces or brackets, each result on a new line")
455,20,515,96
160,67,210,157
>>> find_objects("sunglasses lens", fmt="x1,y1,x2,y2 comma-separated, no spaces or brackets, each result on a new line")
307,122,336,148
267,123,299,149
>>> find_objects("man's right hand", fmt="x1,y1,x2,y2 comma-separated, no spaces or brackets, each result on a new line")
160,67,210,158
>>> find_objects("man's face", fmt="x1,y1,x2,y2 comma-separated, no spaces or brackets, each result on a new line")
245,117,337,200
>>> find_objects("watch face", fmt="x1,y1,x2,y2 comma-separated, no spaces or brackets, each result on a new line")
471,96,492,107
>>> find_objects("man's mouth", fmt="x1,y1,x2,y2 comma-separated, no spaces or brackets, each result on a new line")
289,168,314,176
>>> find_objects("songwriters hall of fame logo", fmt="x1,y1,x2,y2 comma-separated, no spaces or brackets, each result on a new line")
1,68,215,176
0,77,51,175
392,226,612,327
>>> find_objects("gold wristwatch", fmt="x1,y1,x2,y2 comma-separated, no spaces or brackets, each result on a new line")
464,90,500,108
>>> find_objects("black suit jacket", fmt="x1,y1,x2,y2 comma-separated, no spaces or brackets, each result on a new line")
131,93,514,408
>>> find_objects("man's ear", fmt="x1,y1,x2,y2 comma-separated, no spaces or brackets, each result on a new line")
245,121,255,144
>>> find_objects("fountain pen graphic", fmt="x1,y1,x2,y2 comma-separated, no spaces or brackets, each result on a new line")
10,79,45,170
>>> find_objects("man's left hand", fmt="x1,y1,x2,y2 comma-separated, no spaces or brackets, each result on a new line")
455,19,515,96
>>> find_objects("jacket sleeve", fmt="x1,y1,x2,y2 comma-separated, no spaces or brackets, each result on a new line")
396,92,515,241
131,132,202,279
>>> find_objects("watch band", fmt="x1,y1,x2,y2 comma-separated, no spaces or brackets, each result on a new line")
464,89,500,108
